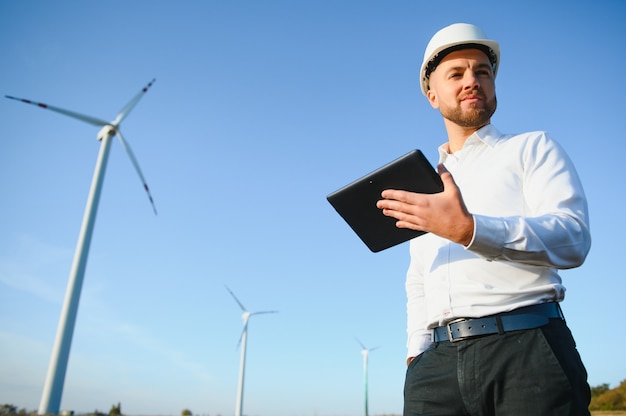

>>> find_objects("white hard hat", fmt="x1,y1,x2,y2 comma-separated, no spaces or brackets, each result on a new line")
420,23,500,96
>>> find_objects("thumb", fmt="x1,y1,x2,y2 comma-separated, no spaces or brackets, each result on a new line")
437,163,457,190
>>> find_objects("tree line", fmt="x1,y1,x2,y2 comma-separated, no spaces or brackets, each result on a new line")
2,383,625,416
590,380,626,411
0,404,221,416
0,403,126,416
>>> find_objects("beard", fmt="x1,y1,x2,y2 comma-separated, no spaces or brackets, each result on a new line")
440,95,497,128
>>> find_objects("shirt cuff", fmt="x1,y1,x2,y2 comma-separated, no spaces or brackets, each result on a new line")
407,331,433,359
465,214,506,260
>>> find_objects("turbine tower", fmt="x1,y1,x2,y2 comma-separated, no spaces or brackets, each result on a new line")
6,80,157,415
356,338,379,416
226,286,277,416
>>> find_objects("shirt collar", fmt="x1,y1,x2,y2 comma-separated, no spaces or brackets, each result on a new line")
438,124,503,162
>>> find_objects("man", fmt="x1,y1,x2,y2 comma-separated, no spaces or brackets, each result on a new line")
376,23,591,415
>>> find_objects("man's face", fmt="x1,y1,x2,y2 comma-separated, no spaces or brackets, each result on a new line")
426,48,497,128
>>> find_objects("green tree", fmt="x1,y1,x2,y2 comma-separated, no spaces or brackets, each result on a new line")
591,383,610,398
0,405,18,415
590,380,626,410
181,409,192,416
109,403,122,416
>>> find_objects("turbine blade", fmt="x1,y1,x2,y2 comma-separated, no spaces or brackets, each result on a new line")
115,129,158,215
251,310,278,316
225,285,247,312
5,95,109,126
113,78,156,126
355,337,367,350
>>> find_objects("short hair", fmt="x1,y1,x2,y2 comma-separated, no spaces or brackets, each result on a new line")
424,43,498,82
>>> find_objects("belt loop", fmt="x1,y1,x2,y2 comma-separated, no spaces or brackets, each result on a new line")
495,316,504,335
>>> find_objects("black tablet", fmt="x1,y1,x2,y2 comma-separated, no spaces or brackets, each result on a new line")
327,149,443,252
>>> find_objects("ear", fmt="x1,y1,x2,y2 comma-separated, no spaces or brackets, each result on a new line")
426,88,439,109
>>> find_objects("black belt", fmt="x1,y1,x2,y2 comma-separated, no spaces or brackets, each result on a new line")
433,302,564,343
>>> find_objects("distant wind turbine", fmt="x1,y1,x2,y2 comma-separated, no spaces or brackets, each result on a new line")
6,80,157,415
226,286,277,416
356,338,379,416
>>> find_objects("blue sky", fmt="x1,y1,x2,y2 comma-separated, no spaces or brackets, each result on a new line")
1,1,625,415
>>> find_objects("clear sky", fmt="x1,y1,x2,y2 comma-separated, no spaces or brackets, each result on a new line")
1,1,625,415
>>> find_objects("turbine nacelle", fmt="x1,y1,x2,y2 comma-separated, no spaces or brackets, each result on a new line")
97,125,117,141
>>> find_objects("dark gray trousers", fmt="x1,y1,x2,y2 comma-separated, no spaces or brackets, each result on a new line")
404,319,590,416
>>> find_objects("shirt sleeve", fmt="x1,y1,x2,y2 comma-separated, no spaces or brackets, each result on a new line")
466,134,591,269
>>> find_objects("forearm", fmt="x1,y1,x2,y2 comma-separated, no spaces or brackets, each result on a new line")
468,212,591,269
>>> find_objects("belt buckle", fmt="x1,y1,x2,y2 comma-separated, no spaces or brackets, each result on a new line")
446,318,467,342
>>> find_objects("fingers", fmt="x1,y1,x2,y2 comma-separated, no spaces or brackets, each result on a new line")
376,191,425,231
379,189,416,203
376,167,473,243
377,191,417,213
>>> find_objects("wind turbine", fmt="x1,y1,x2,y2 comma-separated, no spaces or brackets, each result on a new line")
356,338,379,416
5,79,157,415
225,286,277,416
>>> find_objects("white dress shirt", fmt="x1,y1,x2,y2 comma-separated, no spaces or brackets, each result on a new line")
406,124,591,359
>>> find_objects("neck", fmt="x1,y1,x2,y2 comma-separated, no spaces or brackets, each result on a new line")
443,119,489,153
